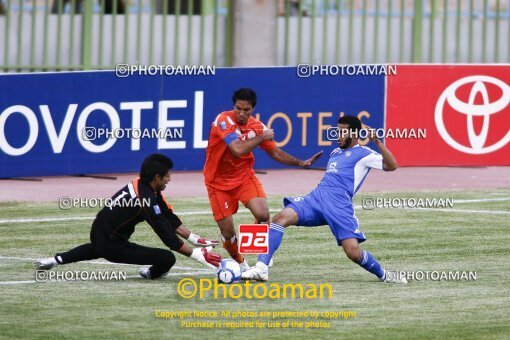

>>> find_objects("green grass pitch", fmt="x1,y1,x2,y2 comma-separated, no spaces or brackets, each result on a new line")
0,189,509,339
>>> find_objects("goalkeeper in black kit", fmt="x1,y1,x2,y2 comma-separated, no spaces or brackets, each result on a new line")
36,154,221,279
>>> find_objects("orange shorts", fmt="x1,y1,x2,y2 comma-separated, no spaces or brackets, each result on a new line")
206,175,266,221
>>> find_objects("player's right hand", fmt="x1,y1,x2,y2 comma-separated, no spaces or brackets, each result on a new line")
262,129,275,141
191,247,221,269
300,150,324,167
202,247,222,268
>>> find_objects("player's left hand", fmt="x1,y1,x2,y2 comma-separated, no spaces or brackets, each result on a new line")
191,237,220,248
187,232,220,247
299,151,323,167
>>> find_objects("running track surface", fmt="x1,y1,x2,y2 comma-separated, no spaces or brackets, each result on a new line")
1,167,509,202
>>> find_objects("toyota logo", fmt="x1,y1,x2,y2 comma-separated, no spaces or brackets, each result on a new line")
435,75,510,154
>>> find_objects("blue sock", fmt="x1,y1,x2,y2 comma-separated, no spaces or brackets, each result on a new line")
258,223,285,266
357,250,385,279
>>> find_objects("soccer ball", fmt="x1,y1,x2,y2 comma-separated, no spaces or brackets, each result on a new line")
216,259,242,284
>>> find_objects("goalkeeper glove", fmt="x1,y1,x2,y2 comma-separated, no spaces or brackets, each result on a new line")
187,232,220,247
190,246,221,269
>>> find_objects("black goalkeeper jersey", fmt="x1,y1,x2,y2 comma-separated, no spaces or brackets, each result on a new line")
92,178,184,251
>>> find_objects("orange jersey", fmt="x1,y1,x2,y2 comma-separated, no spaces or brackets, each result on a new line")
203,110,277,190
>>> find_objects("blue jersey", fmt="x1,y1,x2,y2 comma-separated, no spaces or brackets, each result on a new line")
316,145,384,199
284,144,384,244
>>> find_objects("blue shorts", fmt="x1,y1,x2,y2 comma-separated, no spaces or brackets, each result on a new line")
284,190,366,245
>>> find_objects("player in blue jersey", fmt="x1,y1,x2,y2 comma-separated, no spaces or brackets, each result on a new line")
242,115,407,283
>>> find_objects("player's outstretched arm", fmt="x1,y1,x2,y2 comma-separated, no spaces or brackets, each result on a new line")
366,125,398,171
266,148,323,167
228,129,275,156
175,225,220,247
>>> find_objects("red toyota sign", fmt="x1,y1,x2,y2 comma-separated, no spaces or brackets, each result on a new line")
386,65,510,166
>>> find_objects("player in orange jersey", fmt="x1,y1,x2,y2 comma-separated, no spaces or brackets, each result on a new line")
203,88,323,270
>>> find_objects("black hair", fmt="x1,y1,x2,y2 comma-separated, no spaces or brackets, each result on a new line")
338,115,362,134
232,88,257,108
140,154,173,183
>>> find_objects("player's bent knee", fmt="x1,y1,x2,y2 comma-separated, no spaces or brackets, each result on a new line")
221,230,237,240
216,218,236,240
166,251,176,267
343,245,362,262
272,208,298,227
217,226,236,240
157,251,176,271
256,213,270,224
271,212,286,226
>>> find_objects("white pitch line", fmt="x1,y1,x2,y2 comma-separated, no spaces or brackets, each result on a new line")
0,280,42,285
0,271,211,285
0,208,275,224
0,216,93,224
0,256,210,272
403,207,510,215
450,197,510,204
0,197,508,224
354,205,509,214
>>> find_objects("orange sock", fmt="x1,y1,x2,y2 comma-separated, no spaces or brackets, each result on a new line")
222,236,244,264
